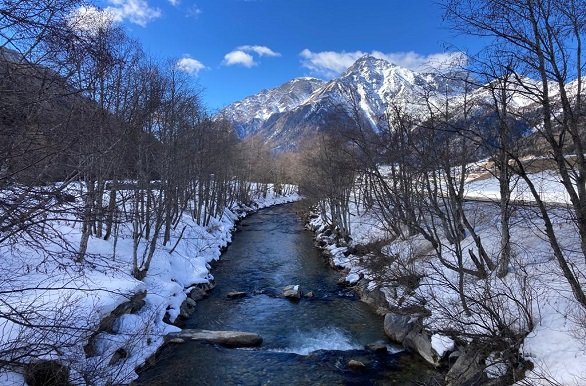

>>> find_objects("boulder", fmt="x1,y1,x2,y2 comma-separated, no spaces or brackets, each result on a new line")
403,329,440,366
179,297,197,319
445,347,485,386
97,291,146,332
166,329,263,348
304,291,315,298
84,291,146,356
283,285,302,300
383,312,441,367
109,347,128,365
383,312,414,343
226,291,247,299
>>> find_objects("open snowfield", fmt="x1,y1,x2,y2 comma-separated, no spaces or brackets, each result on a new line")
0,185,300,385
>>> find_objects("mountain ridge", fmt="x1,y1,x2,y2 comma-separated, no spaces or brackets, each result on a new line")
217,55,536,150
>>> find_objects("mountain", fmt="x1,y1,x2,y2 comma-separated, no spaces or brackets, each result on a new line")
218,56,469,150
217,77,325,138
218,56,547,150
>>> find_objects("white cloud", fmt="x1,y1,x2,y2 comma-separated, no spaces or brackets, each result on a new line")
68,6,118,35
373,51,468,73
69,1,160,30
106,0,161,27
299,49,363,78
237,45,281,57
300,49,467,78
223,45,280,68
168,0,180,6
177,56,205,75
223,50,256,67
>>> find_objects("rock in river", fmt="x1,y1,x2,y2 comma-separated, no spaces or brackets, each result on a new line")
226,291,247,299
166,329,263,348
347,360,366,371
365,342,388,353
283,284,302,299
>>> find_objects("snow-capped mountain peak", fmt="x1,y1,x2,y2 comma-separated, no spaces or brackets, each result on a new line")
217,56,467,149
217,77,325,138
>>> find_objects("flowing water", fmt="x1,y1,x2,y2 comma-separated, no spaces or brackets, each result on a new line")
136,204,436,385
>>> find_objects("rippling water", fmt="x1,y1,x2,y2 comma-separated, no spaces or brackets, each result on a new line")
136,204,436,385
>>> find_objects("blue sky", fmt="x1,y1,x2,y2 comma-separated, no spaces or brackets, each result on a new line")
87,0,481,111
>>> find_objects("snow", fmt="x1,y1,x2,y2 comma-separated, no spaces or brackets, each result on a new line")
345,273,361,285
0,184,300,385
465,169,572,205
431,334,455,358
0,371,25,386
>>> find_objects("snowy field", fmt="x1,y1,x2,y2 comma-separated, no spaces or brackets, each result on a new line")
0,185,300,385
311,170,586,385
465,169,573,205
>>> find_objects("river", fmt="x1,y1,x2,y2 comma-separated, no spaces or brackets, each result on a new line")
136,203,436,385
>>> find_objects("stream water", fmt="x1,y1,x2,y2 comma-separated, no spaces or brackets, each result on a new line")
136,204,436,385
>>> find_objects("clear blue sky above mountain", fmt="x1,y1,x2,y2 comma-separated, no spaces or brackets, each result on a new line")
92,0,483,111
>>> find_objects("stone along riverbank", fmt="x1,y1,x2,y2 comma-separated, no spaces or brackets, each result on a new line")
135,204,439,385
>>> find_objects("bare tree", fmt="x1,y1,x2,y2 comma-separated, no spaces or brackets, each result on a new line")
444,0,586,308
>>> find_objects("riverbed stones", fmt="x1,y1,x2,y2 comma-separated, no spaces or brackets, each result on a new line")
283,285,302,299
166,329,263,348
383,312,440,367
347,359,366,370
365,342,388,353
445,347,484,386
188,286,207,301
227,291,247,299
179,297,197,319
383,312,414,342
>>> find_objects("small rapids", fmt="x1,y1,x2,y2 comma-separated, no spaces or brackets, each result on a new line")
268,327,361,355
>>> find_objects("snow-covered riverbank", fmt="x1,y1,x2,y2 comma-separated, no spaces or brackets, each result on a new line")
0,186,300,385
307,172,586,386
